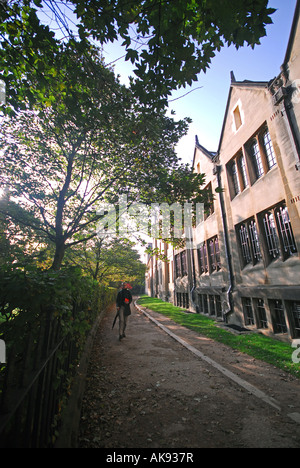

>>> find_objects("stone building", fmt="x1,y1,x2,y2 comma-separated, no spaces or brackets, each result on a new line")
146,1,300,342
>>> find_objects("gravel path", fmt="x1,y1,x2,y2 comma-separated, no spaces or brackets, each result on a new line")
78,300,300,448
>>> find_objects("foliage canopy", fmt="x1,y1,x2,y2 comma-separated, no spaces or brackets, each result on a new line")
0,42,205,270
0,0,276,110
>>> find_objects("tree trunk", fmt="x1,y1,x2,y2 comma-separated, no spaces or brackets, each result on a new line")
93,261,100,280
50,151,75,271
51,241,65,271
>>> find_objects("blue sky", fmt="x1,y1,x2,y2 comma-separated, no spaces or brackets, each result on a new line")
102,0,297,165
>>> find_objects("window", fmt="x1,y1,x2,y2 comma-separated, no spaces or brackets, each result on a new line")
209,295,216,316
241,297,300,336
246,125,277,183
177,293,182,307
198,294,209,314
215,295,222,318
250,139,264,179
198,243,209,275
181,293,189,309
242,298,255,326
159,266,162,285
239,154,249,189
227,151,249,200
175,251,188,278
276,205,298,258
255,299,268,329
248,220,262,263
261,204,297,262
290,302,300,338
263,130,277,169
231,161,241,196
181,251,188,276
198,237,221,275
177,293,189,308
263,211,280,260
166,261,170,285
208,236,221,272
237,218,262,268
175,254,182,278
233,105,243,131
270,300,287,334
204,183,214,220
226,125,278,190
203,295,209,314
175,250,187,278
208,295,222,317
239,224,251,265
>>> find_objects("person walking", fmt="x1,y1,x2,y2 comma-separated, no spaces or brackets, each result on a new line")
116,282,132,341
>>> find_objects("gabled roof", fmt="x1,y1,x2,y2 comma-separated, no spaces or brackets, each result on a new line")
230,69,269,89
195,135,217,159
216,76,268,154
193,76,268,167
231,80,269,89
193,1,300,165
192,135,217,169
215,1,300,154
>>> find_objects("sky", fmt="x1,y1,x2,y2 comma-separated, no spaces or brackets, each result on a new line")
101,0,297,165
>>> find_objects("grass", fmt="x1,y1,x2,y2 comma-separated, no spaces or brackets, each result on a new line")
137,295,300,379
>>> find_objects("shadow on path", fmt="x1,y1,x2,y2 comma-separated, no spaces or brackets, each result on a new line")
78,301,300,448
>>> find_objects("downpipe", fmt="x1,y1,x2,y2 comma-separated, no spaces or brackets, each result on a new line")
215,164,234,323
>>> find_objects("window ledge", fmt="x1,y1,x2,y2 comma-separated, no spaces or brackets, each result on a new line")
241,261,264,273
251,164,279,187
267,255,300,269
231,186,250,202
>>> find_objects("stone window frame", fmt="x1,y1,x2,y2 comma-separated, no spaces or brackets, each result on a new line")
258,202,298,264
244,124,277,185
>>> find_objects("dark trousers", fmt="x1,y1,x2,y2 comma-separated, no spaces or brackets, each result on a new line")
119,306,128,337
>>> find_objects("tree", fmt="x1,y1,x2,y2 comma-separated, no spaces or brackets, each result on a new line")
68,237,146,285
0,194,50,267
73,0,276,105
0,0,60,114
0,43,204,271
0,0,276,111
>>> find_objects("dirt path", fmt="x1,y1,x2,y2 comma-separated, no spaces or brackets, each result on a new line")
78,300,300,449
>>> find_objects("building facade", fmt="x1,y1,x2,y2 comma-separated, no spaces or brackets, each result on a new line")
146,1,300,342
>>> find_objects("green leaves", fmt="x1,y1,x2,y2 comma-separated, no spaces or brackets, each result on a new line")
0,264,117,375
67,0,275,106
0,1,59,115
0,0,276,112
0,40,198,270
70,237,146,285
0,0,275,268
125,48,139,64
